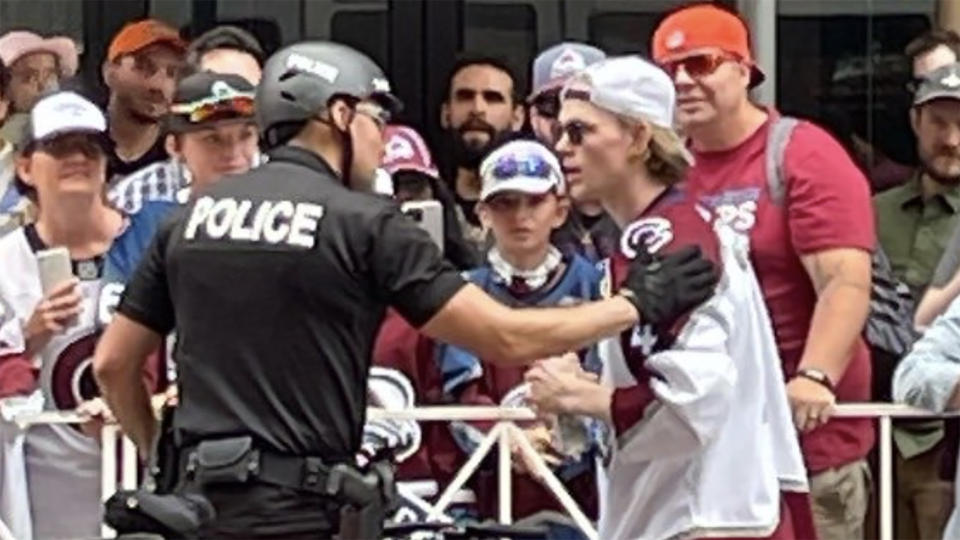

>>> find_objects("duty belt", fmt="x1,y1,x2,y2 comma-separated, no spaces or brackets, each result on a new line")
180,435,396,508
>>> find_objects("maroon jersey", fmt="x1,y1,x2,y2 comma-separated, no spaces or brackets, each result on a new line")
606,185,720,437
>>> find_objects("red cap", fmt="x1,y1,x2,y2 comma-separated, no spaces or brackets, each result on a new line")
107,19,186,63
382,125,440,180
652,5,764,86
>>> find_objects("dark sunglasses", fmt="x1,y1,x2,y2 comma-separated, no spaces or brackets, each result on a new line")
354,101,391,130
660,52,741,79
490,152,554,181
531,90,561,119
33,133,106,158
559,120,597,146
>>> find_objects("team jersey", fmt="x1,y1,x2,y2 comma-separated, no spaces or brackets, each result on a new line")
596,186,807,540
0,223,158,539
437,253,603,521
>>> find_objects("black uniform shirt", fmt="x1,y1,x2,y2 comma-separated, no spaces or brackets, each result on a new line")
117,146,465,460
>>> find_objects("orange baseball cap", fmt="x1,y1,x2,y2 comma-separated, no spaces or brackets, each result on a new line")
107,19,186,63
651,4,764,87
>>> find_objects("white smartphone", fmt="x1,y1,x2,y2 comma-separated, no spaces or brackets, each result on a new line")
36,247,73,295
402,200,444,254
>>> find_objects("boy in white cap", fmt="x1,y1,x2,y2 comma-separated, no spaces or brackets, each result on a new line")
437,138,602,535
525,56,814,540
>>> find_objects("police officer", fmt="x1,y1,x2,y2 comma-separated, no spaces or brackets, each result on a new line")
93,42,719,539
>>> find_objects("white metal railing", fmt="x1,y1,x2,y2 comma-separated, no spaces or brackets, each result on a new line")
7,403,959,540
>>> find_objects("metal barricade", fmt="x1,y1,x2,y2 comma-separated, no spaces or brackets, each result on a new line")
8,403,960,540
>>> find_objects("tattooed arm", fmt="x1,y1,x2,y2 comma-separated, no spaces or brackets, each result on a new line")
798,248,872,382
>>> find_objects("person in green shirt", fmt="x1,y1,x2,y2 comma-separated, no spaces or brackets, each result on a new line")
874,60,960,540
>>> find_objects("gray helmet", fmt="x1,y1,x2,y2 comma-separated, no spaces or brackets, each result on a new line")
256,41,402,147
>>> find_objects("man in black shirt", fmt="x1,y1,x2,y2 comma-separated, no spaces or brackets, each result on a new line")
102,20,186,181
94,42,719,538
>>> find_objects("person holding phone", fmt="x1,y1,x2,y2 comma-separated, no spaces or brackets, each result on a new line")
0,91,160,539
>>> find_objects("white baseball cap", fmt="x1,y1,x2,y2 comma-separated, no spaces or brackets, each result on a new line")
479,140,564,201
561,55,675,129
25,91,106,147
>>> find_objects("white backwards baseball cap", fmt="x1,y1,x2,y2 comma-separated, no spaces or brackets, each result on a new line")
561,55,676,129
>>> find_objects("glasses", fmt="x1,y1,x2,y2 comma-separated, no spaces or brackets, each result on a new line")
531,90,560,119
489,152,555,181
34,133,106,159
355,101,391,131
11,67,58,87
660,52,740,79
171,96,256,124
559,120,598,146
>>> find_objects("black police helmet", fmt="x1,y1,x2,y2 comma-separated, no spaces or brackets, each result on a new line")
256,41,401,148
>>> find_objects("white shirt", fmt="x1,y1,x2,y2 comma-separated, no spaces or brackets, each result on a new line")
597,227,808,540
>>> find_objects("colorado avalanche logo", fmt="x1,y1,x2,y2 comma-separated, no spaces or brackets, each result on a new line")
51,333,100,411
620,217,674,259
550,48,587,80
384,134,415,165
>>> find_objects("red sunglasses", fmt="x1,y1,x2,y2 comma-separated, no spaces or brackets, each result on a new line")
660,52,742,79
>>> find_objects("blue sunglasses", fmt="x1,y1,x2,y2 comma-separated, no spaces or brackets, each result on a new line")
490,153,554,180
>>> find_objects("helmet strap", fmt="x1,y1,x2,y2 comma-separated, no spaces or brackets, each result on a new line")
313,110,355,187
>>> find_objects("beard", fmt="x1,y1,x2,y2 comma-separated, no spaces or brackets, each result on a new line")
921,148,960,187
117,89,168,125
450,117,514,170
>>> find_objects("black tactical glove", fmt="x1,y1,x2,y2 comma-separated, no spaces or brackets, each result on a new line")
619,244,720,326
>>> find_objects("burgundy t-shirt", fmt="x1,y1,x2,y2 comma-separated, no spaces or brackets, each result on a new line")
687,113,875,473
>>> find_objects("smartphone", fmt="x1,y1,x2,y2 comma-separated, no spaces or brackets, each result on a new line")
36,247,73,295
402,200,444,254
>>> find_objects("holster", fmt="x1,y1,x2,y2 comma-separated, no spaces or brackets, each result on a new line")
333,459,397,540
179,435,398,539
104,406,216,538
104,490,216,539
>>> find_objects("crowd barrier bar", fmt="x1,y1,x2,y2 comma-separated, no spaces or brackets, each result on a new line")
9,403,960,540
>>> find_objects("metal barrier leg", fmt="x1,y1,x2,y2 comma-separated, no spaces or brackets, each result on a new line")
498,425,512,525
428,422,505,521
122,436,138,490
101,425,119,539
506,424,599,540
879,416,893,540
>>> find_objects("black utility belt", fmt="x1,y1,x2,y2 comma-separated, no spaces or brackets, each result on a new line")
181,436,392,507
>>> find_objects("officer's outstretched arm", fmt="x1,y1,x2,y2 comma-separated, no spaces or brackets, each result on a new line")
420,244,718,365
94,313,164,455
421,284,637,365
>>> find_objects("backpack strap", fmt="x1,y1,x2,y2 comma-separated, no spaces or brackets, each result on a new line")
765,116,800,206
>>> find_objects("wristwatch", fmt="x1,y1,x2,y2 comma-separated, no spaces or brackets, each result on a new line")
796,368,835,394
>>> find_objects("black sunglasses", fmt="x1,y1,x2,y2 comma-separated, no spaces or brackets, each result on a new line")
32,133,107,159
531,90,560,119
